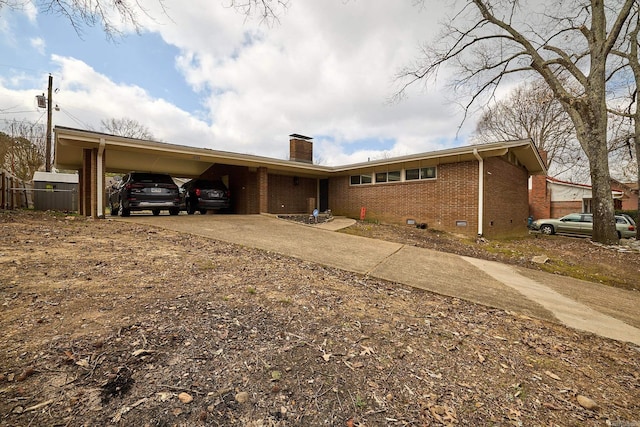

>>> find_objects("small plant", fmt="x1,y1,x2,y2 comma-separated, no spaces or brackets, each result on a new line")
247,286,256,294
355,395,367,409
197,261,218,270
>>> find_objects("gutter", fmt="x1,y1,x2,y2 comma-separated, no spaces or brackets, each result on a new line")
472,148,483,237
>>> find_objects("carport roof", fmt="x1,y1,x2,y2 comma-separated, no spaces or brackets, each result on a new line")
54,126,332,178
54,126,546,177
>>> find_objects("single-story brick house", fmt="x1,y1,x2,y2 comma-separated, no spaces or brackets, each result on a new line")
529,175,629,220
54,126,546,238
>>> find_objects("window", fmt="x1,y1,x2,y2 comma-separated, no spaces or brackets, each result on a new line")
388,170,401,182
375,170,401,183
406,166,437,180
405,168,420,181
422,167,436,179
580,214,593,223
350,174,372,185
561,213,582,222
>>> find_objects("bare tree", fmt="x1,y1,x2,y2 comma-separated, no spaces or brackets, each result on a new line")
0,0,168,39
472,79,589,180
222,0,288,24
608,8,640,238
101,117,154,140
396,0,638,245
0,120,46,182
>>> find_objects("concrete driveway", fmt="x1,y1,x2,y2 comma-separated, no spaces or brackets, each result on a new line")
116,213,640,346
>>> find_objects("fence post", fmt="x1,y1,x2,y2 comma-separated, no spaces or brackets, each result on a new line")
1,171,5,209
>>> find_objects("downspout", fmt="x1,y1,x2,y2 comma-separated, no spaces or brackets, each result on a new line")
472,148,483,237
97,138,105,218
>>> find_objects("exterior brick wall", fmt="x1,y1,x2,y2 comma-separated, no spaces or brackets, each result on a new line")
268,174,317,214
551,201,582,218
528,149,550,221
328,162,480,236
483,157,530,237
529,175,550,220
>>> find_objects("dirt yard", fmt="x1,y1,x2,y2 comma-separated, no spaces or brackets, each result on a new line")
1,210,639,426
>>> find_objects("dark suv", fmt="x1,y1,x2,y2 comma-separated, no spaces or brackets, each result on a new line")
181,179,230,214
109,172,180,217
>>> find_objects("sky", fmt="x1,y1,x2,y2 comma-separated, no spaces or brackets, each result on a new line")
0,1,483,166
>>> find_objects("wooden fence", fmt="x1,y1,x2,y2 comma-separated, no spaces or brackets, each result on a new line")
0,169,28,210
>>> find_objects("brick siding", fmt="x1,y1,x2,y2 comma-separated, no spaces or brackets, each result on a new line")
327,158,529,237
528,175,550,220
483,156,530,237
551,201,582,218
268,174,317,214
328,161,480,235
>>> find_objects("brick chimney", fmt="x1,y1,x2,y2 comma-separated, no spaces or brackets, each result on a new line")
529,150,550,220
289,134,313,164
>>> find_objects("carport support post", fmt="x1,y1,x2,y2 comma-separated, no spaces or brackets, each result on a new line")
81,149,92,216
80,147,100,218
96,138,105,218
258,167,268,213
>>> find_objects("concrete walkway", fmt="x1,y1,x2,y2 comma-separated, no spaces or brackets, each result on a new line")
119,214,640,346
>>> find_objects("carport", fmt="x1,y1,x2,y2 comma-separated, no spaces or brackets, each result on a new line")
54,126,331,218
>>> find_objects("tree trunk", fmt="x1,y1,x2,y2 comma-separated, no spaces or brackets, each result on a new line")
636,136,640,239
563,95,618,244
586,142,618,244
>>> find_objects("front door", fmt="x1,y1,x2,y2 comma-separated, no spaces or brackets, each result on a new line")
319,179,329,212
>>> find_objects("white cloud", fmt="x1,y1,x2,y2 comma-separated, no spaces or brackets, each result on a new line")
23,1,38,22
134,1,471,163
49,55,214,144
1,1,483,166
30,37,45,54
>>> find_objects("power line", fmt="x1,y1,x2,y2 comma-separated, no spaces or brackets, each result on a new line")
0,104,24,112
0,112,47,126
0,110,39,115
59,108,92,129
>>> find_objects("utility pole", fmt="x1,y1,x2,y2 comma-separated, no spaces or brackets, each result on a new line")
45,74,53,172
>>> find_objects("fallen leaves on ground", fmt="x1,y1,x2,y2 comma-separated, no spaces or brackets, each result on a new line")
0,210,638,426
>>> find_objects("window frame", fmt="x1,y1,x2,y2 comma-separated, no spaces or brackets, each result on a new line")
405,166,437,181
350,166,436,186
350,173,373,186
374,170,401,184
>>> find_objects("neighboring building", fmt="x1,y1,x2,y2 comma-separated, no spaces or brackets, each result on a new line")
529,175,625,220
610,179,639,211
54,126,546,238
32,171,78,212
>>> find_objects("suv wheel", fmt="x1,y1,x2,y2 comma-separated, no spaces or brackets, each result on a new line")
169,207,180,216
